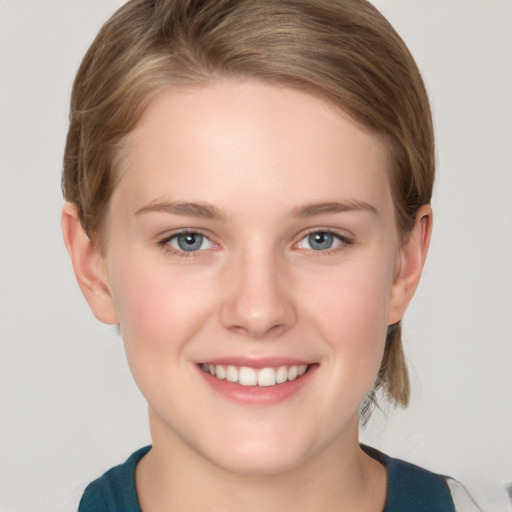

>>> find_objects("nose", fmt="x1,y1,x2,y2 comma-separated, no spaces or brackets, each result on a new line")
219,249,297,339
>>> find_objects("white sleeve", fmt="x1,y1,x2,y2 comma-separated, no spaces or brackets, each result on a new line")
446,479,482,512
447,478,512,512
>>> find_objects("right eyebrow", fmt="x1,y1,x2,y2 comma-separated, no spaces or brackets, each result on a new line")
291,200,378,217
134,200,226,221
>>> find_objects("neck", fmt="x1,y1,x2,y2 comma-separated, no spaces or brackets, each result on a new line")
136,413,386,512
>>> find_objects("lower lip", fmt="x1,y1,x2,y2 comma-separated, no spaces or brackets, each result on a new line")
197,364,318,405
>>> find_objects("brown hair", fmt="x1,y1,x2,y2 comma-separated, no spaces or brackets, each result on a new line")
62,0,435,416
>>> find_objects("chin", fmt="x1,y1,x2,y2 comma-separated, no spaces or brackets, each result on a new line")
207,444,308,476
193,422,321,477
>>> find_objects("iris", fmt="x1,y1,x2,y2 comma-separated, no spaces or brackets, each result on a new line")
308,232,335,250
176,233,204,251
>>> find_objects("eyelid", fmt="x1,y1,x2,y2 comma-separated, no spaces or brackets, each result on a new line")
156,227,353,256
158,229,219,255
294,228,354,251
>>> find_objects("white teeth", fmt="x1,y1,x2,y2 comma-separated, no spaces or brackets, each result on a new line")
215,365,226,380
288,366,298,381
202,363,310,387
276,366,288,384
239,367,257,386
226,365,238,383
257,367,277,387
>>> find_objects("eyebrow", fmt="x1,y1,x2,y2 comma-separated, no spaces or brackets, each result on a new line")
135,199,377,220
291,200,378,217
135,201,226,220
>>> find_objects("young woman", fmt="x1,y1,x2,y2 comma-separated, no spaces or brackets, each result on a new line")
61,1,480,510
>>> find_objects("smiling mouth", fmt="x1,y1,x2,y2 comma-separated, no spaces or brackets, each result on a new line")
200,363,310,387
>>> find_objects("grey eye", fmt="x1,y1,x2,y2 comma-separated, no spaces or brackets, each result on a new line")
307,232,335,250
297,231,344,251
171,233,212,252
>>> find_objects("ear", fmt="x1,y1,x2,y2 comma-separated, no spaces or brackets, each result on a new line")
387,205,433,325
61,202,118,325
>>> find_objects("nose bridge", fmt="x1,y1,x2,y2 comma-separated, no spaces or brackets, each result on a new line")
220,242,296,338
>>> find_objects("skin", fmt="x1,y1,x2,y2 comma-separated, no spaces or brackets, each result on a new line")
62,81,431,511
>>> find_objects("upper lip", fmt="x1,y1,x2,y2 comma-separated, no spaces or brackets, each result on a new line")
199,356,314,369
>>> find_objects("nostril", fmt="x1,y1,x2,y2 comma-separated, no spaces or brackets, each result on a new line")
220,298,297,339
218,260,298,337
226,318,293,340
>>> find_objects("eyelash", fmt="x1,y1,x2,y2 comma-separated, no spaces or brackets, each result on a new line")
295,229,354,255
157,229,353,257
158,230,217,258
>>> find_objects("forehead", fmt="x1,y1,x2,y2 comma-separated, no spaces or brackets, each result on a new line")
114,81,392,218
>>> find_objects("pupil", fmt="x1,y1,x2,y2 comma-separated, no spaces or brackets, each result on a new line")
309,232,333,250
178,233,202,251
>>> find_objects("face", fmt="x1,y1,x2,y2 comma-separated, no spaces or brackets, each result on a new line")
97,81,408,474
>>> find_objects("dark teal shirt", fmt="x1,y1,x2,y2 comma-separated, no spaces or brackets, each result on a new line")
78,445,456,512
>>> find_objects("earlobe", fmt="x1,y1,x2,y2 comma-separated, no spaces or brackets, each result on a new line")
61,202,118,325
387,205,433,325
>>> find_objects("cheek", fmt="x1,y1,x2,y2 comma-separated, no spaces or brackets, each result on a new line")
107,261,223,408
306,261,392,334
108,259,217,357
301,258,392,375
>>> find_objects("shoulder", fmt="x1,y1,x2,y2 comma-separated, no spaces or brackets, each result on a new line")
446,479,483,512
78,446,151,512
362,445,482,512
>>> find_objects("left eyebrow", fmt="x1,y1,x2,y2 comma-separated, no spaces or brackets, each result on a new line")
291,200,378,217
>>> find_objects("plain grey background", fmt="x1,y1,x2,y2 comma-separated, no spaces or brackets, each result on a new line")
1,1,511,511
